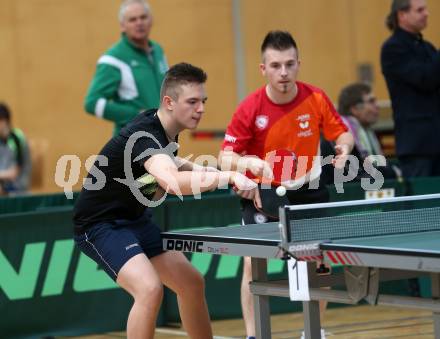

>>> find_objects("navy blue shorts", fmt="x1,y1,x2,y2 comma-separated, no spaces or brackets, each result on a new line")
74,211,165,281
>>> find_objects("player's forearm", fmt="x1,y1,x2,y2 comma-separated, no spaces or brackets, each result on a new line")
219,150,274,179
335,132,354,154
218,150,246,172
175,156,196,171
146,154,253,196
157,170,232,195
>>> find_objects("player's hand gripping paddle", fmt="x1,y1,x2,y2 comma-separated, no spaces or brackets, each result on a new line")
255,149,298,219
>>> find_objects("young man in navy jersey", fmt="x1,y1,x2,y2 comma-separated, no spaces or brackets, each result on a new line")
74,63,258,339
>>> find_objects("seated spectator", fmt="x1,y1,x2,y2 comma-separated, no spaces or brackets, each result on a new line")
321,83,400,184
0,103,31,195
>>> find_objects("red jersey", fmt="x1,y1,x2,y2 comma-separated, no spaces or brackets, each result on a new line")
221,82,348,185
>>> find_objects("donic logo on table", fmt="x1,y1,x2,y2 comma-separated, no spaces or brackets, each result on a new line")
166,239,204,252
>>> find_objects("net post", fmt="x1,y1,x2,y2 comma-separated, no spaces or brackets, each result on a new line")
278,206,291,252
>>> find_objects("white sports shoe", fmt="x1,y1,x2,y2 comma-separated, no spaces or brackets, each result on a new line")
300,328,327,339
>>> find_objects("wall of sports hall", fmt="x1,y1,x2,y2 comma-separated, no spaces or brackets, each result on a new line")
0,0,439,193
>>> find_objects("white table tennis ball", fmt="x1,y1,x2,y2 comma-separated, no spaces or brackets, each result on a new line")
276,185,287,197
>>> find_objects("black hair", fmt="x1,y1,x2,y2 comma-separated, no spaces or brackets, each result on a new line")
261,30,298,54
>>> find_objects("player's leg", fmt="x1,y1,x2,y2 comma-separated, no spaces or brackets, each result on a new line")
291,184,330,337
241,255,256,337
318,264,329,321
133,212,212,338
240,199,271,338
74,219,163,339
117,254,163,339
151,251,213,339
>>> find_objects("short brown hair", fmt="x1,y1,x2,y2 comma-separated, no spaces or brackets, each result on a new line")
160,63,207,101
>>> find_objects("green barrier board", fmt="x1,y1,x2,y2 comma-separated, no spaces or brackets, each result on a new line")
2,179,440,337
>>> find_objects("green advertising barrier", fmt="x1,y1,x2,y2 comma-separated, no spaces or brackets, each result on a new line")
407,176,440,195
2,178,440,337
328,178,407,201
0,192,78,215
0,190,245,338
0,190,297,338
0,207,137,339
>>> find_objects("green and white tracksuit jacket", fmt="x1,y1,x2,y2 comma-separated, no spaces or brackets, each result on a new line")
84,34,168,135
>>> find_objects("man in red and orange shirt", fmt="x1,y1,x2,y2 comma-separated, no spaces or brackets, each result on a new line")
219,30,354,339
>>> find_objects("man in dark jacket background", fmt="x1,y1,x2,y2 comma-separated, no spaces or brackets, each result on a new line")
381,0,440,177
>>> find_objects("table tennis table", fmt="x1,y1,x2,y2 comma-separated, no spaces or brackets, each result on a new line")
162,193,440,339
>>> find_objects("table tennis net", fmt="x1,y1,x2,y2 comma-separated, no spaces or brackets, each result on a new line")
284,195,440,242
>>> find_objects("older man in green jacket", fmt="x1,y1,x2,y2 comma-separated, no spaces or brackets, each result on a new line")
85,0,168,135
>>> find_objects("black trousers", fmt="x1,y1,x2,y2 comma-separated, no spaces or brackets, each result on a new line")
399,155,440,177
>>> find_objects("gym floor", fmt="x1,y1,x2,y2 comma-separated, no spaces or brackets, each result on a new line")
64,304,434,338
